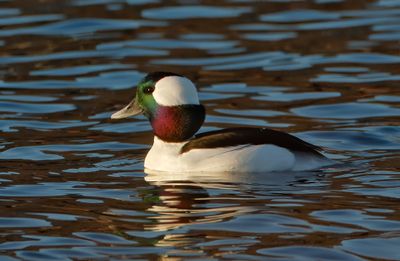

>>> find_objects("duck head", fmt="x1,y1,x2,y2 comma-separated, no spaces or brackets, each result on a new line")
111,72,205,143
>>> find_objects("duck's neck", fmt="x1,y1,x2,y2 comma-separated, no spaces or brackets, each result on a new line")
149,104,205,143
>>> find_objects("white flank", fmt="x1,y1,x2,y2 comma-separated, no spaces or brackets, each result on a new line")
292,152,333,171
153,76,200,106
144,137,333,173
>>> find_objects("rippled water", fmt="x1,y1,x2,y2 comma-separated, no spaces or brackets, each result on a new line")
1,0,399,260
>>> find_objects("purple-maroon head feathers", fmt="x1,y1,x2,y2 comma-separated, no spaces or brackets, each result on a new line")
151,105,205,142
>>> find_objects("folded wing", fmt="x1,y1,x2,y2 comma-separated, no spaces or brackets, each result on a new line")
181,127,325,158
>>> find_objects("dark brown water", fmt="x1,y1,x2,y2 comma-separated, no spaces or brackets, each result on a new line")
1,0,400,260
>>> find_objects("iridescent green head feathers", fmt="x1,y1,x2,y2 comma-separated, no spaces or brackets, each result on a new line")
111,72,205,142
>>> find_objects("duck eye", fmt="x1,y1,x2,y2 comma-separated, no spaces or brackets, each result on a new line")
143,86,154,94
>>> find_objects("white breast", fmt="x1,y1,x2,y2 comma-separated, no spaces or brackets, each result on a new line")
153,76,200,106
144,137,331,173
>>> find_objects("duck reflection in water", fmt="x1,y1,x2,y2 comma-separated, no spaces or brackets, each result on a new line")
139,170,247,233
138,169,327,245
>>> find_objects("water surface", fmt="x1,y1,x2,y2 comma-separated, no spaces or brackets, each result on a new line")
0,0,399,260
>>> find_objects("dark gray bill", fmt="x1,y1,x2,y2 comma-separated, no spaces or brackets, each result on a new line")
111,98,142,119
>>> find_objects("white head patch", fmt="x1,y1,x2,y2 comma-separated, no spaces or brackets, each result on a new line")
153,76,200,106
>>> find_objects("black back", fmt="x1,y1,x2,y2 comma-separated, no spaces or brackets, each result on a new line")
180,127,325,157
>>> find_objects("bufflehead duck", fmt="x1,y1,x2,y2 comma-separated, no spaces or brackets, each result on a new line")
111,72,332,172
